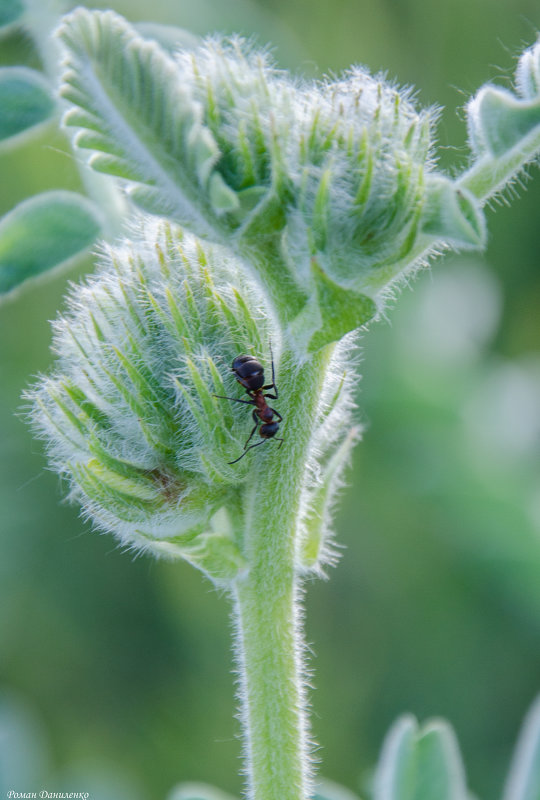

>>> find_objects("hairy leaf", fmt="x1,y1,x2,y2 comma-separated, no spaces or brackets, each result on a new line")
0,67,55,144
167,783,238,800
0,0,24,31
473,88,540,157
503,696,540,800
0,692,48,791
0,191,101,298
373,715,469,800
313,778,361,800
421,177,486,250
134,22,200,53
57,9,235,237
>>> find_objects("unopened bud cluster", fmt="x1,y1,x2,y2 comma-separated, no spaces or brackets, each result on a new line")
28,221,277,579
57,9,487,341
172,37,486,294
28,9,540,583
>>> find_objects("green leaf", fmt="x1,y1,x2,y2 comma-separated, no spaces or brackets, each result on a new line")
0,691,49,792
422,177,486,250
181,530,248,584
307,258,377,352
374,716,417,800
166,783,238,800
0,0,24,32
57,9,234,237
414,722,468,800
0,67,55,144
0,191,101,298
312,778,361,800
300,428,359,569
472,87,540,157
208,172,240,214
503,696,540,800
516,42,540,100
134,21,200,53
373,715,469,800
288,257,377,354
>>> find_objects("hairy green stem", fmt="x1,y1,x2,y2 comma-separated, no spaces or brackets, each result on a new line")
231,345,331,800
457,130,540,202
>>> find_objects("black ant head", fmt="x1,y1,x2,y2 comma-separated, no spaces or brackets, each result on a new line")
232,355,265,391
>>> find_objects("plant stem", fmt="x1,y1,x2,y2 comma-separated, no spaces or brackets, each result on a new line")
233,559,307,800
231,345,331,800
456,130,540,202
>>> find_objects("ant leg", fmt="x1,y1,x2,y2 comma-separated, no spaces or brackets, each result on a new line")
213,394,255,406
243,410,260,449
228,439,267,465
268,407,283,422
262,340,278,399
275,437,285,449
270,341,277,392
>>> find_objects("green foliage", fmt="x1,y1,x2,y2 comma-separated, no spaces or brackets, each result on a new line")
27,220,275,578
312,779,361,800
134,22,200,54
503,697,540,800
460,40,540,200
373,716,468,800
293,259,377,353
0,692,48,794
0,191,101,298
421,177,486,249
6,3,540,800
0,66,54,144
0,690,144,798
369,697,540,800
54,9,540,360
300,428,359,570
0,0,23,31
57,8,237,235
0,0,108,298
472,89,540,157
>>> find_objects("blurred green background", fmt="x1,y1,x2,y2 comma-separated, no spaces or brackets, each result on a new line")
2,0,540,797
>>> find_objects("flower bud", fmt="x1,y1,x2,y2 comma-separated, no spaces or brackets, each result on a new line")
57,12,485,355
177,39,484,278
27,220,276,581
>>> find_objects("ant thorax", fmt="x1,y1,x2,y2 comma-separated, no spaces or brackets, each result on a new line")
214,349,285,463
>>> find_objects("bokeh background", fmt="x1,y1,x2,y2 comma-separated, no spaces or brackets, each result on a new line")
2,0,540,797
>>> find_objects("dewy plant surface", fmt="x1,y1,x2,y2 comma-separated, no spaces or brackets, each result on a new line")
13,4,540,799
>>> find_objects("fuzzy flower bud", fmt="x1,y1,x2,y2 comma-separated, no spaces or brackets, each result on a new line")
56,9,485,354
176,39,483,283
27,221,277,582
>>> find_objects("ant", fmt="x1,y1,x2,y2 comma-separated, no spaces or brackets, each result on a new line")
214,348,284,464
